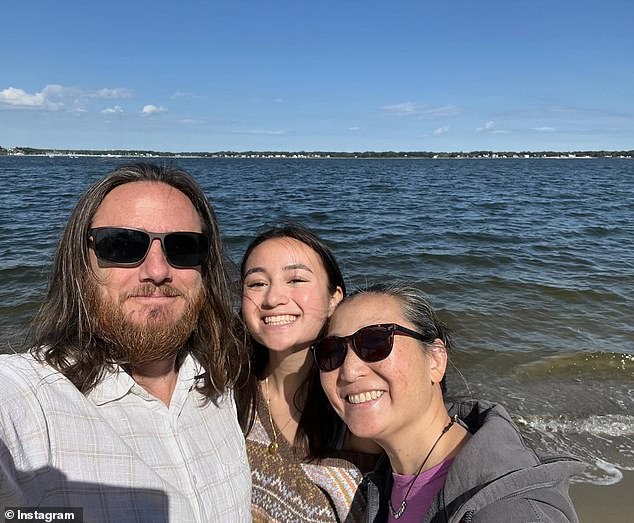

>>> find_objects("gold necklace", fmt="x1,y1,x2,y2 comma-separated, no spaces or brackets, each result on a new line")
388,415,458,519
263,377,294,456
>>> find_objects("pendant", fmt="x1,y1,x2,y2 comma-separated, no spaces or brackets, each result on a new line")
268,441,279,455
390,500,407,519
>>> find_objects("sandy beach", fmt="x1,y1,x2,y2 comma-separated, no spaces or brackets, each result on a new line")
570,469,633,522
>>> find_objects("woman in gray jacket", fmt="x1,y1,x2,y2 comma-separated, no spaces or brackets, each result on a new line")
314,282,584,522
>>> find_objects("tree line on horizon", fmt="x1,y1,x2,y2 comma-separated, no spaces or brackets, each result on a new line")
1,145,633,159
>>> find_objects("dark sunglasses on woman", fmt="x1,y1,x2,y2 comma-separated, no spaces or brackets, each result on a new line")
311,323,434,372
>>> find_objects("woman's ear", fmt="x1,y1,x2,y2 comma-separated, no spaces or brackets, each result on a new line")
428,338,448,384
327,286,344,317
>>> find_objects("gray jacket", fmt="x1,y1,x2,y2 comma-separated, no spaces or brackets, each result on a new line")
362,399,585,523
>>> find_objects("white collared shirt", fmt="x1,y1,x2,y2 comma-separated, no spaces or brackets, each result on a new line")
0,352,251,522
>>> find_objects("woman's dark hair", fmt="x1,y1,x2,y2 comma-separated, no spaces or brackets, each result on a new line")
346,281,452,393
235,223,346,458
29,162,247,397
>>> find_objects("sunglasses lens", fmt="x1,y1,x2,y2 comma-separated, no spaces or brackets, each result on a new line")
314,325,394,371
164,232,209,267
92,228,149,264
355,326,393,362
314,338,347,372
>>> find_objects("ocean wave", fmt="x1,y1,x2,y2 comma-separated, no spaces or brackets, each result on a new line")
517,414,634,485
512,351,634,379
516,414,634,437
583,460,624,486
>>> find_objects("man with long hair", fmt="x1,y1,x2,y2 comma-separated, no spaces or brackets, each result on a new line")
0,163,251,521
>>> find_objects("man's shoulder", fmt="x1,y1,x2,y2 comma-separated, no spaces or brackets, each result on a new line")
0,350,61,378
0,353,72,441
0,351,74,401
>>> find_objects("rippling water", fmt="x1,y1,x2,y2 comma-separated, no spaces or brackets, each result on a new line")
1,155,632,484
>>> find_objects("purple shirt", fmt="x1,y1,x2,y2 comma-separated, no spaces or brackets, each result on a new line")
387,458,454,523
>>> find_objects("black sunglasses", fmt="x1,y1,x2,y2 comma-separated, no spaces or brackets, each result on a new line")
311,323,433,372
89,227,209,268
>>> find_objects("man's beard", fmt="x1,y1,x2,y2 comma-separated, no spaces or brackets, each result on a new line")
86,278,206,368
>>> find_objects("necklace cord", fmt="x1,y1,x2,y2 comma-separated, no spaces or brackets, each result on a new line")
388,414,458,519
264,377,279,455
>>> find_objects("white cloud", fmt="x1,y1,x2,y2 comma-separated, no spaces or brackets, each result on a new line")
3,87,45,106
0,85,65,110
230,129,286,135
476,121,496,132
475,121,511,134
348,126,361,131
424,105,459,117
42,84,65,97
0,84,135,112
547,105,579,114
142,104,166,115
102,105,124,114
433,125,450,135
381,102,459,117
532,126,556,132
382,102,418,115
90,88,134,99
171,91,194,99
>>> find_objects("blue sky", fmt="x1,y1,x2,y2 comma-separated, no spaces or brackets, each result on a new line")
1,0,632,152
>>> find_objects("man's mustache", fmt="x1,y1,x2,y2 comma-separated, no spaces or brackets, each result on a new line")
120,284,184,302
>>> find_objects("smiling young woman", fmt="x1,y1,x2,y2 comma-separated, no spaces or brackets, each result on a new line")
235,224,380,523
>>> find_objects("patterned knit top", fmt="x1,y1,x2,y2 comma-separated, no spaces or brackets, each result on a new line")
247,394,379,523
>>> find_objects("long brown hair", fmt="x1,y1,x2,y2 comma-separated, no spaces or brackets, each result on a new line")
29,162,247,397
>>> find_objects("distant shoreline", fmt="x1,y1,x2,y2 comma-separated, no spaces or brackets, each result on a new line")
2,148,633,160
